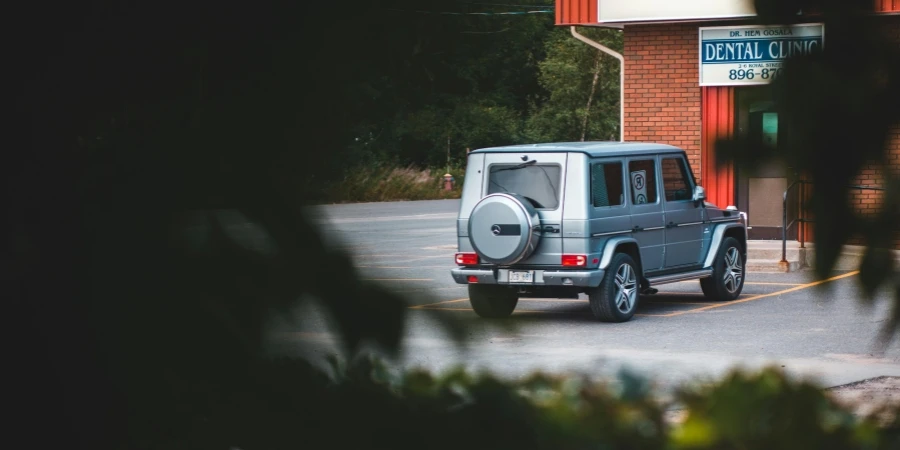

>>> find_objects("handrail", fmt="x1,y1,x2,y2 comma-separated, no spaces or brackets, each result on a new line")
781,181,886,263
781,180,805,263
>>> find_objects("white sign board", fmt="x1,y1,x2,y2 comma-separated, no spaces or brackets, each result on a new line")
699,23,824,86
598,0,755,23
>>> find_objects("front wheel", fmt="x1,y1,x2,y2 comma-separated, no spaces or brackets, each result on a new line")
589,253,640,322
700,237,745,301
468,285,519,318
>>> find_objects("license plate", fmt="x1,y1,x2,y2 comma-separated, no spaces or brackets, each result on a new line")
509,270,534,283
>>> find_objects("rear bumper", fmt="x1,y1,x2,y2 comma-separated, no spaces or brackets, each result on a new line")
450,268,605,287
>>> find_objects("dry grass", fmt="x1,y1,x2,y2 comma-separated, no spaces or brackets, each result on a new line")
324,165,464,203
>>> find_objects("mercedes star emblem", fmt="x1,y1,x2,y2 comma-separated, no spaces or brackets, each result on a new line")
491,224,502,236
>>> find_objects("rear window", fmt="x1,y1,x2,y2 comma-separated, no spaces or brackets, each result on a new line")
488,164,561,209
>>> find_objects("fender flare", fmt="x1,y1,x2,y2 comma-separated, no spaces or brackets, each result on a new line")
598,236,640,270
703,223,746,268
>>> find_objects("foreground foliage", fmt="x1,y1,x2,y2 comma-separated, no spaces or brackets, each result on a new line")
129,354,899,450
720,0,900,337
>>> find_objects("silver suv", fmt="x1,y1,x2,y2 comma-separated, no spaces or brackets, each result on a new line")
451,142,747,322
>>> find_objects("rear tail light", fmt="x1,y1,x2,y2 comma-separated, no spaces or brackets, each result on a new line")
561,254,587,267
455,252,479,265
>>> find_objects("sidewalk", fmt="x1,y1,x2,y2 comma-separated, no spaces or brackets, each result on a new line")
747,240,900,273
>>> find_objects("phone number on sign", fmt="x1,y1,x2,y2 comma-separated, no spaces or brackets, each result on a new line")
728,68,784,80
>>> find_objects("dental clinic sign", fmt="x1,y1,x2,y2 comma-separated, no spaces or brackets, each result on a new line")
699,23,824,86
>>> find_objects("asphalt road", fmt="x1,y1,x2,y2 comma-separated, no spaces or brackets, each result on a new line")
268,199,900,391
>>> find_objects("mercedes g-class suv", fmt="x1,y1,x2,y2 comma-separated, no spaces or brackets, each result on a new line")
451,142,747,322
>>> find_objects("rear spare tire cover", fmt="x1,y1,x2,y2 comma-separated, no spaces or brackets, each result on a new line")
468,193,542,265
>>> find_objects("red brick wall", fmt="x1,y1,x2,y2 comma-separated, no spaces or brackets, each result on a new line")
846,17,900,249
623,24,702,182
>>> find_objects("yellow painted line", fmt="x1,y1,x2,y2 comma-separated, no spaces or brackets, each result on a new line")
395,286,467,293
745,282,804,286
410,306,674,318
645,301,712,306
365,254,453,260
357,265,455,269
656,270,859,317
406,271,858,318
363,278,433,282
513,310,586,315
409,298,469,309
519,298,584,303
366,255,455,265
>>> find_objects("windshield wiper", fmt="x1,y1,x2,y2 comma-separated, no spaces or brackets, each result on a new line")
491,159,537,173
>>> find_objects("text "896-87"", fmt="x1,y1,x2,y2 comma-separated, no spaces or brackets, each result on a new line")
728,68,784,81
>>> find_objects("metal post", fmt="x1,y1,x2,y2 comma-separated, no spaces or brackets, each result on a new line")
570,26,625,142
799,180,805,248
782,186,788,263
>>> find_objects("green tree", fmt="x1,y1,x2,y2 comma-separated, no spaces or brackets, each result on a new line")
526,27,623,143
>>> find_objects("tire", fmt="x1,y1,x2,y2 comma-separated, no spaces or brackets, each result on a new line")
468,285,519,318
700,237,745,301
589,253,640,322
467,193,541,265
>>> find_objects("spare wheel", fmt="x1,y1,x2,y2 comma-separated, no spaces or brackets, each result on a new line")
468,193,542,265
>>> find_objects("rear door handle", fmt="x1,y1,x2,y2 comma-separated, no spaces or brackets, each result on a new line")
632,225,643,232
666,222,677,228
542,225,560,233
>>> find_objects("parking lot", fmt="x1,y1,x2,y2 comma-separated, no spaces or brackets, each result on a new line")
273,199,900,391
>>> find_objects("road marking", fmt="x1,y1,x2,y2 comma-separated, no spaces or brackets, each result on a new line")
363,278,434,282
318,213,458,224
406,271,857,317
409,297,716,313
395,286,467,293
409,298,469,309
645,301,713,306
657,270,860,317
358,265,455,269
519,298,583,303
370,254,455,264
662,280,802,287
407,307,674,318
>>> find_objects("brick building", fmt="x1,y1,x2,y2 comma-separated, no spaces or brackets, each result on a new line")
556,0,900,246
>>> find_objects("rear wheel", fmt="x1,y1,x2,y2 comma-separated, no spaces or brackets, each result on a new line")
589,253,640,322
700,237,745,301
468,285,519,318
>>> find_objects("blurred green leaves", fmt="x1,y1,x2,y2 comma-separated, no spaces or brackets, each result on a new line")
718,0,900,338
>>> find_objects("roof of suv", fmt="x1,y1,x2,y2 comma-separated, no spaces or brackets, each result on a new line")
470,141,683,157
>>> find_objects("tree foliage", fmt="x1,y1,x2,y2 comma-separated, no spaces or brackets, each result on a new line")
527,27,622,142
7,0,900,449
718,0,900,340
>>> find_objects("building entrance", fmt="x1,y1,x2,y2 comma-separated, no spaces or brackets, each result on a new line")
734,86,798,240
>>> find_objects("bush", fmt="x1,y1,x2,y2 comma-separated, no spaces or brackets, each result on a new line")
133,354,900,450
323,164,465,203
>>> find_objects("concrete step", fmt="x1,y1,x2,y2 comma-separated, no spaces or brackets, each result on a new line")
745,240,807,273
802,244,900,271
746,258,801,273
744,242,900,273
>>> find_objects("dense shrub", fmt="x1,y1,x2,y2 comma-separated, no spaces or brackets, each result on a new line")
131,354,899,450
323,164,465,203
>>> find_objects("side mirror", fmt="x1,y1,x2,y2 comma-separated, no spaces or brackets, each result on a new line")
692,185,706,204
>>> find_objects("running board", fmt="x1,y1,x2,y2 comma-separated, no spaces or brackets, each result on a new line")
646,269,713,286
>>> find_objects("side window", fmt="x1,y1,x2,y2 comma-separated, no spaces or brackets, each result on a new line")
591,161,624,207
661,157,693,201
628,159,658,205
